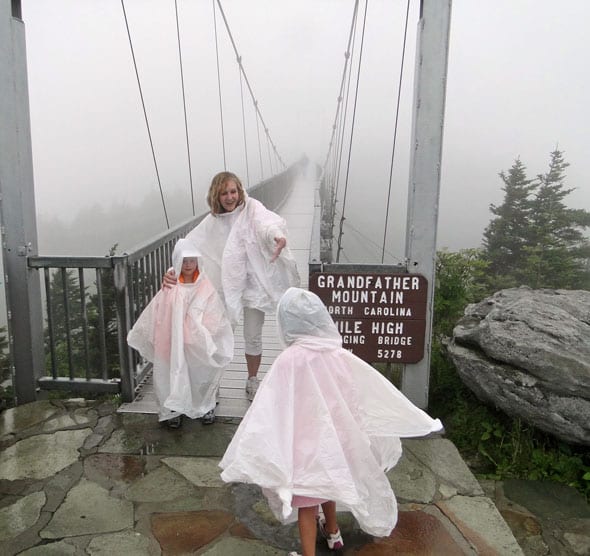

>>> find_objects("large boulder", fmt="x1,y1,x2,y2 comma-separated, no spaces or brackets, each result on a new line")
446,287,590,445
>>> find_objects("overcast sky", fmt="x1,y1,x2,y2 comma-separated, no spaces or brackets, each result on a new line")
21,0,590,261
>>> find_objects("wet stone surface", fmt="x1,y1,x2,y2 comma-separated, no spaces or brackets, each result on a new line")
84,453,146,485
1,399,586,556
355,509,468,555
0,400,60,438
0,429,92,481
483,478,590,556
0,491,46,541
41,478,134,539
150,510,234,555
85,530,160,555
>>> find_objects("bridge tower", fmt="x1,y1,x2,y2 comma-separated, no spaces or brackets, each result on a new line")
0,0,45,404
402,0,452,407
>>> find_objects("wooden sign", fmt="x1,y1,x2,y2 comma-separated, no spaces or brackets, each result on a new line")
309,272,428,363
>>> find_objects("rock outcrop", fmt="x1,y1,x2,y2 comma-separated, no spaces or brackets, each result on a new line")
446,287,590,445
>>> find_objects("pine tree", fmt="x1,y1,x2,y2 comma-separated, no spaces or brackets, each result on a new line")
482,158,536,288
524,149,590,288
44,268,86,377
483,150,590,290
87,244,120,379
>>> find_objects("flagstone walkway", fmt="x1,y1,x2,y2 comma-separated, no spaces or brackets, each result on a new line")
0,398,532,556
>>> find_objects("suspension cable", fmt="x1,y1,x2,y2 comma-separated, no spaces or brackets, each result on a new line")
337,212,404,263
237,57,250,187
174,0,195,215
215,0,285,169
265,130,274,175
333,18,358,216
336,0,369,262
322,0,359,175
120,0,169,228
381,0,410,263
321,0,359,242
254,101,264,180
212,0,227,169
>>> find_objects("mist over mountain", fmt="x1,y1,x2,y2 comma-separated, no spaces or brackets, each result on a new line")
36,187,203,257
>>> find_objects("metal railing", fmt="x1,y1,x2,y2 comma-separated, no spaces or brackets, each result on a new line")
26,163,302,402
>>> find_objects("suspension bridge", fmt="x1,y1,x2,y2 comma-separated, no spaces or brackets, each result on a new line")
0,3,544,555
0,0,450,411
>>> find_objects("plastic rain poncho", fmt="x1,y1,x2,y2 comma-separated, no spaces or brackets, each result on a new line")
219,287,443,537
127,239,234,421
184,194,300,324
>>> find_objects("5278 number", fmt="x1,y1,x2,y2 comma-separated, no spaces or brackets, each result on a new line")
377,349,402,359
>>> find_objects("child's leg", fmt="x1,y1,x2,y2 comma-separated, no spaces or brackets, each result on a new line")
320,500,339,534
298,506,318,556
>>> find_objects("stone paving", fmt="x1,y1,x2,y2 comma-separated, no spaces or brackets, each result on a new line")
0,399,588,555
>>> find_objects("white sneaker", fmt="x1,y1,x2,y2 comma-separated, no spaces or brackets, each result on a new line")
245,376,260,401
317,506,344,550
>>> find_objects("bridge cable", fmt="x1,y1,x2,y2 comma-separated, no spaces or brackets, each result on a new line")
266,131,274,175
174,0,195,215
215,0,285,170
320,1,359,241
120,0,170,229
336,0,369,262
254,101,265,180
212,0,227,169
237,57,251,187
333,14,359,227
322,0,359,178
381,0,411,263
339,213,404,263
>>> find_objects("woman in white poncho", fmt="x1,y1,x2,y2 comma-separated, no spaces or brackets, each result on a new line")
163,171,300,400
128,239,233,426
219,287,443,556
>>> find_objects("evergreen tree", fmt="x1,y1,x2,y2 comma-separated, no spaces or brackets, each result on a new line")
483,151,590,290
523,149,590,288
482,158,536,288
87,244,120,379
45,268,87,377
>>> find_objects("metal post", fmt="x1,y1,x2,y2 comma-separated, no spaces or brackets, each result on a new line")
0,0,45,404
113,256,134,402
402,0,452,408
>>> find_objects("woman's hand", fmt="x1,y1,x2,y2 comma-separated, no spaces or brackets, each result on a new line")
162,268,177,289
270,237,286,262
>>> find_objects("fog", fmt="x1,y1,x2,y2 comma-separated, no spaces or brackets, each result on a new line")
20,0,590,261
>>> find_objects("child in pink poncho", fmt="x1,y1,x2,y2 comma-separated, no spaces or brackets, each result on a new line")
127,239,233,427
219,287,443,555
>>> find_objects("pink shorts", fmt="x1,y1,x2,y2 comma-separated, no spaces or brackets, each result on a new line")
291,495,329,508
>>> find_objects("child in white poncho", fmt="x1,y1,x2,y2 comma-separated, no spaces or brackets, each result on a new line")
219,287,443,555
163,171,300,401
127,239,234,426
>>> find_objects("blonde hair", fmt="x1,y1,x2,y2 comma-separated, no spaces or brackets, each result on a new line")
207,171,245,215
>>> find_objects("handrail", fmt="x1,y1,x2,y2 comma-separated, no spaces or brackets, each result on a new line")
25,163,303,402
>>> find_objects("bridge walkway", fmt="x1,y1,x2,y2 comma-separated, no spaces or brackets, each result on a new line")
117,169,316,418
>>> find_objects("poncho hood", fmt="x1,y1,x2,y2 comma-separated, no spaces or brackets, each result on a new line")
172,238,202,277
277,287,341,348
